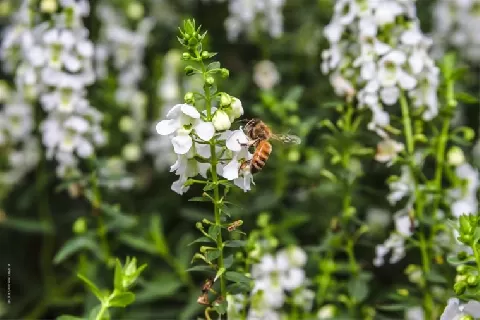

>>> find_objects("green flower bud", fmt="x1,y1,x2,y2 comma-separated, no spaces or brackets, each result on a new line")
220,68,229,78
184,92,195,104
287,149,300,162
459,315,474,320
73,217,87,234
447,146,465,166
201,51,210,59
185,65,195,76
467,275,478,287
123,143,141,162
196,222,203,229
454,280,467,295
119,116,135,133
457,264,468,274
257,213,270,228
182,52,191,60
219,93,232,107
205,76,215,85
126,1,144,20
460,234,473,245
40,0,57,13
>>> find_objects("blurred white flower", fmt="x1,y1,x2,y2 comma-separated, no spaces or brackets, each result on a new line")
387,166,415,205
98,157,135,190
224,0,286,41
440,298,480,320
406,306,424,320
253,60,280,90
375,138,404,164
449,163,479,218
433,0,480,62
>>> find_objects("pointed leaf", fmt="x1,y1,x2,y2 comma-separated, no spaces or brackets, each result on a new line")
77,273,104,302
109,292,135,308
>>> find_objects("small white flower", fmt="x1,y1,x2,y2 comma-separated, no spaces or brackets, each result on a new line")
253,60,280,90
440,298,480,320
375,138,404,164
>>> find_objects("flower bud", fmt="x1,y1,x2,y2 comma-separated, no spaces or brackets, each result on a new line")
126,1,144,20
201,51,210,59
317,304,336,319
228,98,244,121
182,52,191,60
220,68,229,78
219,93,232,107
454,280,467,295
185,65,195,76
212,110,231,131
447,146,465,166
123,143,141,162
459,315,474,320
73,217,87,234
457,264,468,274
40,0,57,13
206,76,215,85
119,116,135,133
184,92,195,104
196,222,203,229
467,275,478,287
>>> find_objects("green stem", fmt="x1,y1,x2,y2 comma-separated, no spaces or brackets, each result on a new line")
89,158,109,261
200,56,226,298
95,303,108,320
399,92,433,319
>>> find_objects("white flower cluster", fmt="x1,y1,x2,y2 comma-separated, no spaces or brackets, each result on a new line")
374,165,416,266
145,50,182,172
96,2,154,162
228,246,313,320
155,101,253,194
1,0,104,178
440,298,480,320
432,0,480,62
223,0,286,41
322,0,439,136
0,86,39,187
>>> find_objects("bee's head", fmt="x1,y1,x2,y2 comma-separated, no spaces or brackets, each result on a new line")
244,118,260,131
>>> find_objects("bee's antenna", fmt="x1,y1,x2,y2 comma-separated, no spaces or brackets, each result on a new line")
236,119,250,124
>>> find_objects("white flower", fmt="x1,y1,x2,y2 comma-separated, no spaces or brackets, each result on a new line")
229,98,244,121
375,138,404,164
253,60,280,90
156,104,215,155
212,110,232,131
440,298,480,320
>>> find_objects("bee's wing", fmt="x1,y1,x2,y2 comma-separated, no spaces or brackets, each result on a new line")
271,133,302,144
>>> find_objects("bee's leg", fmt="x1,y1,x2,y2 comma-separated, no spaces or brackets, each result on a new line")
238,159,251,175
237,138,258,147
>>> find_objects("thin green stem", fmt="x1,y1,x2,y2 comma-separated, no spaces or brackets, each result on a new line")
200,55,226,298
89,158,109,261
399,92,433,319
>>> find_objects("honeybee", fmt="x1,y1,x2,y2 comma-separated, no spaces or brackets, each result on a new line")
240,118,301,173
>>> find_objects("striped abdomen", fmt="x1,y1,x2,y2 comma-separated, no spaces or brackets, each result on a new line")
251,140,272,173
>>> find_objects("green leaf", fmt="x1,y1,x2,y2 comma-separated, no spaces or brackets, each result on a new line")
188,197,211,202
225,271,252,285
212,298,228,315
205,249,221,262
77,273,104,302
347,277,369,303
426,270,447,284
188,236,214,246
208,225,220,239
226,282,250,294
1,217,53,234
207,61,220,71
114,259,123,292
284,85,304,102
186,265,215,273
376,303,414,311
456,92,479,104
150,214,168,255
54,236,100,264
447,254,475,265
223,255,234,269
109,292,135,308
56,315,85,320
135,273,183,303
224,240,246,247
119,234,157,255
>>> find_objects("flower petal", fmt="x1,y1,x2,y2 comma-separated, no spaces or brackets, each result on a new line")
156,119,179,135
194,121,215,141
180,104,200,118
226,130,248,152
171,134,193,155
221,158,240,180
